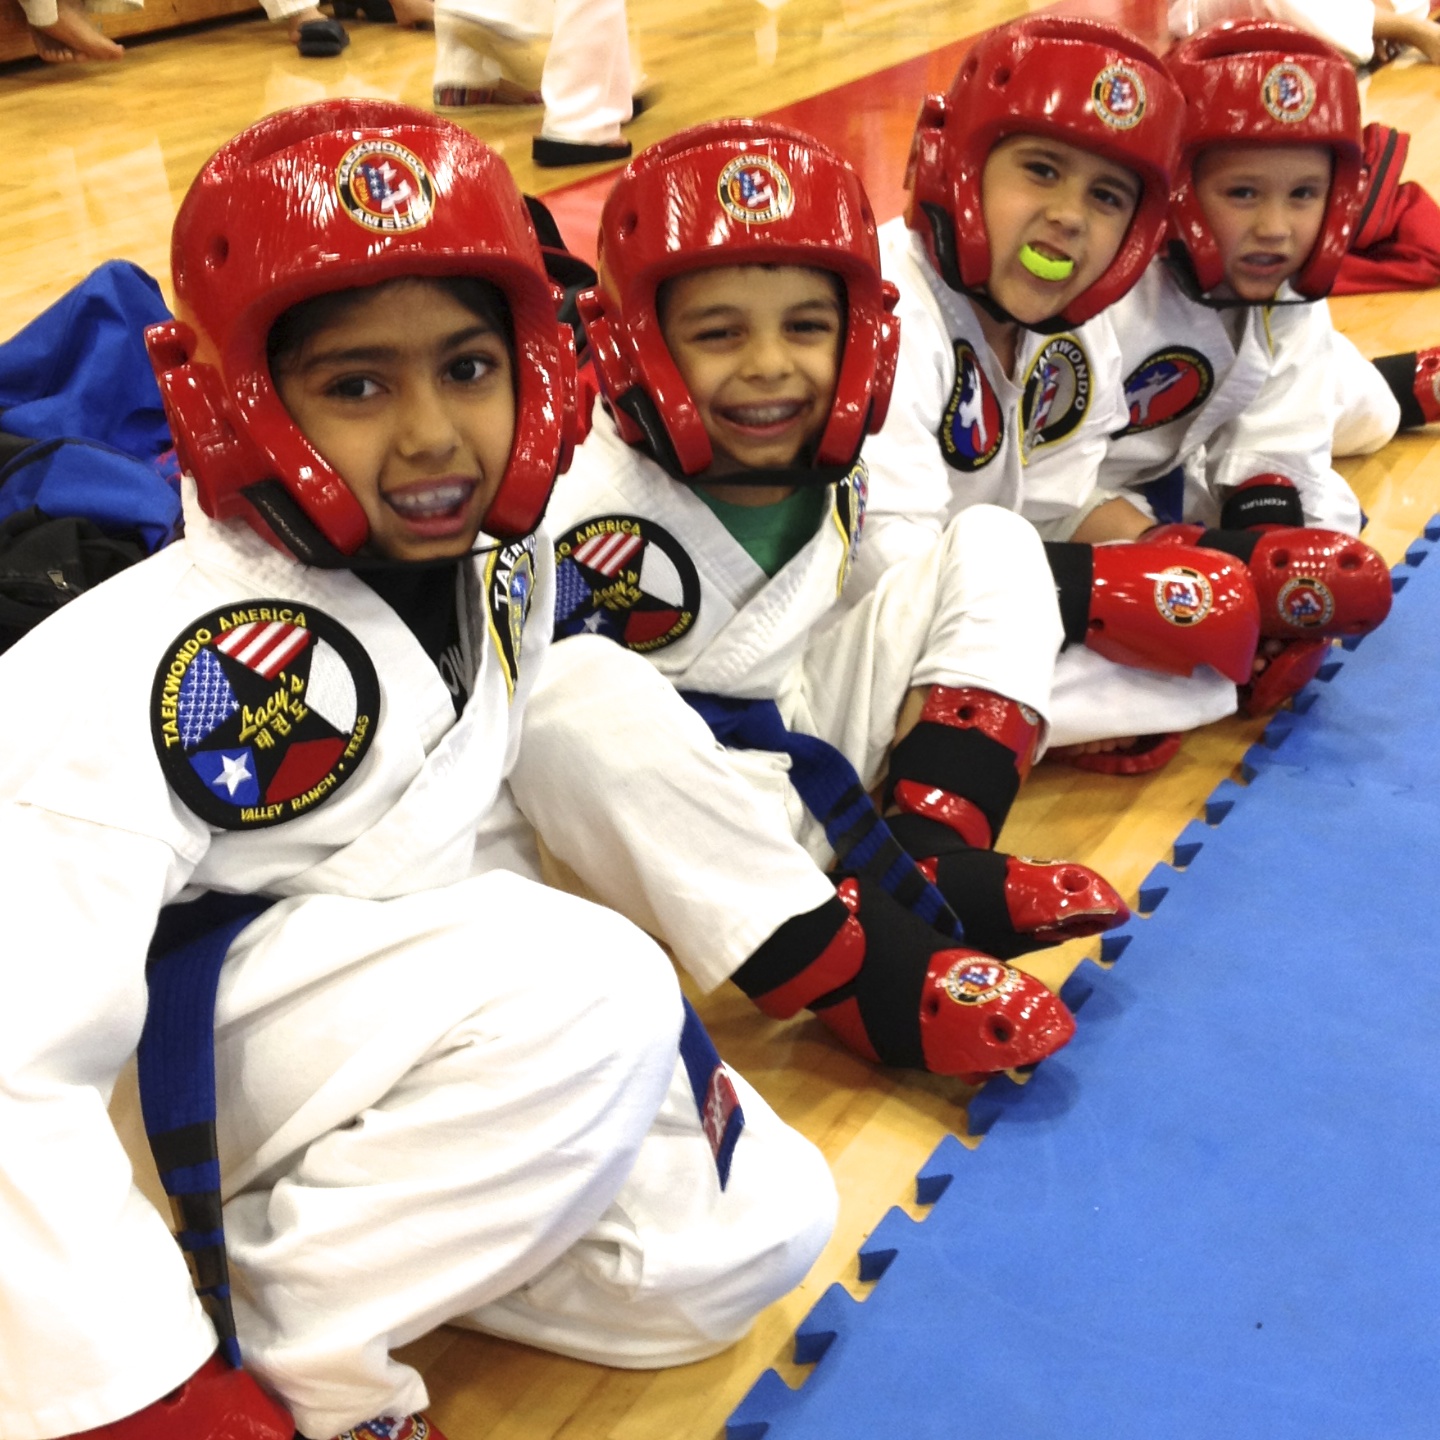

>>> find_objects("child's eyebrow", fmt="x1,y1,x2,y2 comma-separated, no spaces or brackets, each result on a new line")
296,322,500,370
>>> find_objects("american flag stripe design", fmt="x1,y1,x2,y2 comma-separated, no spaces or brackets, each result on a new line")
216,621,311,679
573,531,642,576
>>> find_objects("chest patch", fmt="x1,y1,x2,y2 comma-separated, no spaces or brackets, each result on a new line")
940,340,1004,472
830,460,868,593
484,535,537,700
1116,346,1215,437
1021,334,1091,459
151,602,379,829
554,515,701,653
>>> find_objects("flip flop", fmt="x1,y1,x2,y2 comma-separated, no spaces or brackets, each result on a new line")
296,17,349,56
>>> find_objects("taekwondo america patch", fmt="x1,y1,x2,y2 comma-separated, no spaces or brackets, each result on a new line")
151,602,379,829
553,515,701,653
1021,334,1091,460
484,534,537,700
1116,346,1214,437
939,340,1004,472
829,459,868,594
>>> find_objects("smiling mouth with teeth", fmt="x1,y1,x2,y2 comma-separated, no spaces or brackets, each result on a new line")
719,400,807,428
385,480,476,518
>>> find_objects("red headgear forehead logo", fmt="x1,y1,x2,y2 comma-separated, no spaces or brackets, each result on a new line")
336,140,436,234
1261,63,1317,124
716,154,795,225
1092,64,1147,130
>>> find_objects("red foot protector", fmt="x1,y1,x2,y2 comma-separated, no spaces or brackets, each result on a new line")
1239,638,1331,716
817,949,1075,1083
1247,529,1392,640
914,850,1131,947
1051,731,1185,775
1088,540,1259,683
61,1354,292,1439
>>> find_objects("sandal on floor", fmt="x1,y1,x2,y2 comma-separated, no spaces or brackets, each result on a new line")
296,16,349,55
532,135,632,167
433,80,542,109
1050,732,1184,776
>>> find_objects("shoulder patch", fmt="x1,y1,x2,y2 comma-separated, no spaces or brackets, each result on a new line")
553,515,701,653
1116,346,1215,437
151,602,379,829
484,535,537,700
830,460,868,594
1021,334,1091,459
939,340,1004,472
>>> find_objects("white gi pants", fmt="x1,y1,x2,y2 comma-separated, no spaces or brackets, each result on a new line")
17,0,138,28
209,874,834,1439
433,0,634,144
512,505,1061,990
1333,330,1404,458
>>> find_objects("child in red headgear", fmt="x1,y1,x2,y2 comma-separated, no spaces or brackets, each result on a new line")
853,16,1281,776
508,117,1131,1086
0,101,835,1440
1066,21,1394,746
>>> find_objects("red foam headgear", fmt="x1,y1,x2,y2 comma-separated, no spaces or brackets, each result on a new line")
904,16,1184,326
577,118,899,479
148,99,576,562
1166,21,1364,299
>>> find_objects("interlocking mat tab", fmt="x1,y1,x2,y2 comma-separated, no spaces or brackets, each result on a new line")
730,522,1440,1440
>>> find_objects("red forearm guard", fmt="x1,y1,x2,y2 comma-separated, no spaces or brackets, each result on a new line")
1087,539,1260,684
61,1354,292,1440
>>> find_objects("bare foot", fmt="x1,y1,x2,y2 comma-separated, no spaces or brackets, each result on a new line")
31,0,124,61
390,0,434,28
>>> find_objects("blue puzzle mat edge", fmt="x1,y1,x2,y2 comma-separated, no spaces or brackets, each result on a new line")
728,517,1440,1440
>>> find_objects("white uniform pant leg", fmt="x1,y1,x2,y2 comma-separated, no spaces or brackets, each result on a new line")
212,872,684,1440
257,0,321,22
508,636,836,991
1045,646,1238,749
432,0,552,91
539,0,633,144
792,505,1062,808
1332,331,1402,458
458,1062,836,1366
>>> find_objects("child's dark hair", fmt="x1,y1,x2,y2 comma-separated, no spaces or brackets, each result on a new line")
655,263,846,327
267,275,514,377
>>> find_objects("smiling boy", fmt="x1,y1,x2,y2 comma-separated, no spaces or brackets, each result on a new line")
509,119,1131,1083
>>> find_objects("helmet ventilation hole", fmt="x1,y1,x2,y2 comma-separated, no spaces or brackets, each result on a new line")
207,235,230,270
991,65,1012,87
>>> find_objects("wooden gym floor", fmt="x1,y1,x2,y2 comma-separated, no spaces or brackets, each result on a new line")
4,3,1440,1437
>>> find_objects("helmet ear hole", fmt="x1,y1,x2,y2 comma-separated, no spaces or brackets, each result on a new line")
206,235,229,271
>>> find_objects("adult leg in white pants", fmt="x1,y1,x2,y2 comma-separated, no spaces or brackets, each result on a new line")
212,871,832,1438
532,0,636,165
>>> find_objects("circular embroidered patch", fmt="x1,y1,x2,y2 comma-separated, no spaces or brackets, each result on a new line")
553,516,701,653
1154,566,1214,626
717,155,795,225
1117,347,1215,436
484,535,537,699
151,602,380,829
336,140,435,234
939,958,1026,1007
1277,574,1335,629
1261,63,1316,124
940,340,1005,472
1021,334,1091,458
1092,64,1147,130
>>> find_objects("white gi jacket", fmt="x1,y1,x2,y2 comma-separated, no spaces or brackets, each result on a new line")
855,217,1131,590
0,487,833,1438
1101,258,1365,535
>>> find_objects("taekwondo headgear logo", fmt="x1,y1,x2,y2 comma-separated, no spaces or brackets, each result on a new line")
1092,64,1147,130
1261,63,1317,124
336,140,436,234
716,154,795,225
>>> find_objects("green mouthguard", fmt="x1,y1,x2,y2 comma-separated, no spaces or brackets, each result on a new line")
1019,244,1075,281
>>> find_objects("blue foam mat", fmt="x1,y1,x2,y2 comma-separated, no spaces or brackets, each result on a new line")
731,529,1440,1440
